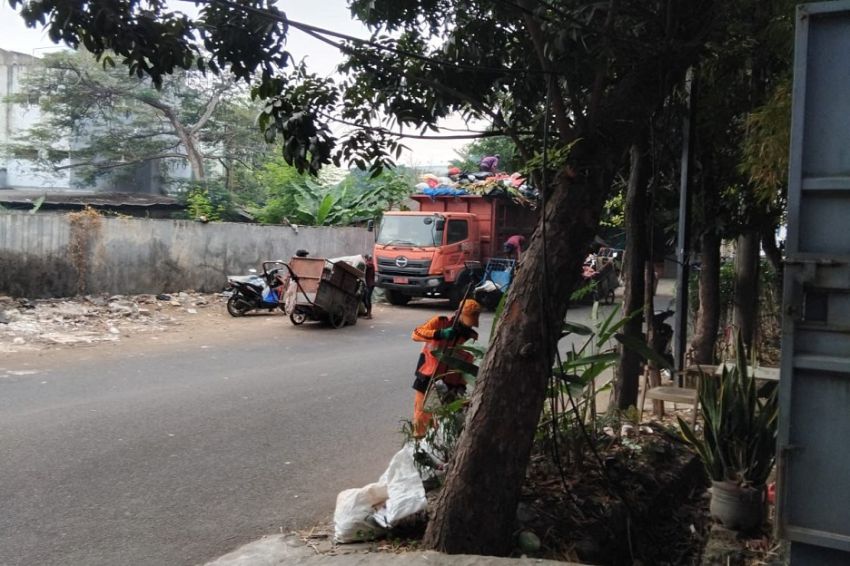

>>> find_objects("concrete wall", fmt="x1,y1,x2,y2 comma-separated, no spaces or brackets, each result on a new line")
0,213,375,298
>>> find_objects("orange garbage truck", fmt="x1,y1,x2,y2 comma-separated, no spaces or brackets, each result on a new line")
373,194,537,306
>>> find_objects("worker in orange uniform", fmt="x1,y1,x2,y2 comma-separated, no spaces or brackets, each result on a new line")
410,299,481,437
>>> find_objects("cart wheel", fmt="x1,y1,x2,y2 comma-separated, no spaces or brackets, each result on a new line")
227,295,249,317
289,311,306,325
346,301,359,326
329,306,346,329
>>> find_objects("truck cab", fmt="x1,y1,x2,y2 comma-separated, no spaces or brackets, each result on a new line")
374,194,537,306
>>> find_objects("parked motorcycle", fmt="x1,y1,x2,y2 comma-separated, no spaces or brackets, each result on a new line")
225,261,289,317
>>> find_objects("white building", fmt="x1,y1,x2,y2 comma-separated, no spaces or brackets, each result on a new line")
0,48,73,190
1,48,196,194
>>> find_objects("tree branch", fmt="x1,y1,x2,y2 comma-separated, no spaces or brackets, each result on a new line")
321,111,515,140
52,153,188,171
588,0,618,127
190,81,231,134
520,1,574,141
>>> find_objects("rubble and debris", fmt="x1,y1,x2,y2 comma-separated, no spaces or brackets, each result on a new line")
0,291,227,353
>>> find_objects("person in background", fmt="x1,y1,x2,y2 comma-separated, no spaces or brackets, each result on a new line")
362,253,375,319
503,234,527,262
478,154,500,173
410,299,480,437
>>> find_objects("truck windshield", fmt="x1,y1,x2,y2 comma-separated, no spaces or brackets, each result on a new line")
377,215,443,247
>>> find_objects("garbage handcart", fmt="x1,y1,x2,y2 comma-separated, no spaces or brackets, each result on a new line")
282,257,364,328
473,258,516,310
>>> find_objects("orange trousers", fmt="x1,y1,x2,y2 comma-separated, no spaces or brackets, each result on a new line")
413,390,434,438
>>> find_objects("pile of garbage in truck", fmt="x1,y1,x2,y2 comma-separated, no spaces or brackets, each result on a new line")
413,157,540,208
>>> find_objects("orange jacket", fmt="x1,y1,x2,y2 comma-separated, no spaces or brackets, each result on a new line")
411,315,477,389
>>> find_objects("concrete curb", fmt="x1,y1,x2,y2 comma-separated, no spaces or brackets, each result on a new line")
204,535,580,566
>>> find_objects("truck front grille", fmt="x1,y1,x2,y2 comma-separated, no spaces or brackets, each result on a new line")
377,258,432,276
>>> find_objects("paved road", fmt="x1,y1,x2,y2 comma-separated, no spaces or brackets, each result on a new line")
0,301,502,566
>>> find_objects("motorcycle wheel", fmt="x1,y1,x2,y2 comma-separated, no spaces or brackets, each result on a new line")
227,295,250,317
605,290,615,305
290,311,306,325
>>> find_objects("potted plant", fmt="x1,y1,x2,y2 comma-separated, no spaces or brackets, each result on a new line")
679,335,779,531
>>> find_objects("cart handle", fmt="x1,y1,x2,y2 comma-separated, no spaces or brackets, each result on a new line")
277,262,317,308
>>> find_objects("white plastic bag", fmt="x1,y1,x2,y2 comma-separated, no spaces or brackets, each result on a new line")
372,444,427,528
283,280,298,314
333,482,388,543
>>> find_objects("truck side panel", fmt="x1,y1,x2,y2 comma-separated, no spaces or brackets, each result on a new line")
411,195,536,263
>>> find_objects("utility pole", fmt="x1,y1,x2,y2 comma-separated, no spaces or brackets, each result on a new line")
674,67,696,379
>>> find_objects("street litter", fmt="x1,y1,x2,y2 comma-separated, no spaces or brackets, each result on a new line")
333,443,427,543
0,291,223,353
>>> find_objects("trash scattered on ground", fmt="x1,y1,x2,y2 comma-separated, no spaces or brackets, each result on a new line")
334,443,428,543
0,292,227,353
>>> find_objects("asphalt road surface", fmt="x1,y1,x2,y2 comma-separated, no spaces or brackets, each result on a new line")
0,300,498,566
0,298,606,566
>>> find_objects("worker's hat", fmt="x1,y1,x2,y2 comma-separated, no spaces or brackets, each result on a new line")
459,299,481,327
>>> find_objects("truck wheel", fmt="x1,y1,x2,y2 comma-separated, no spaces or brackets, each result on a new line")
384,290,411,306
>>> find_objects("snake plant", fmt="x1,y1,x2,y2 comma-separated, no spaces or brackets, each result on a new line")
678,333,779,487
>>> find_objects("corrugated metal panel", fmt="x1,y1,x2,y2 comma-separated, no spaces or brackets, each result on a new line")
778,2,850,562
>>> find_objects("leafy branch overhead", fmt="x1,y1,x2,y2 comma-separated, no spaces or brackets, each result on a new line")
10,0,714,177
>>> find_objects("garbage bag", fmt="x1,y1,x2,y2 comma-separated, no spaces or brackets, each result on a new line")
328,254,366,274
372,444,427,529
333,444,429,543
475,280,500,293
333,482,388,543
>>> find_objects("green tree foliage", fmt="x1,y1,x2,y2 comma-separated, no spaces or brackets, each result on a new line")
252,167,413,226
182,182,243,222
740,80,792,207
185,187,216,221
450,136,521,173
9,49,270,188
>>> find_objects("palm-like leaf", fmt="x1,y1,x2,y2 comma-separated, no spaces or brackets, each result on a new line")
678,331,778,485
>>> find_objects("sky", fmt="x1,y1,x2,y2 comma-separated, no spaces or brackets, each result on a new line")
0,0,478,168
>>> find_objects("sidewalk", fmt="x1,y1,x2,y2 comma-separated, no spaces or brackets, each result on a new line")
204,534,579,566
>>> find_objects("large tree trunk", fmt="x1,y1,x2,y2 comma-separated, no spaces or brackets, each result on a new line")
733,230,760,354
423,157,611,555
690,230,721,364
179,130,207,182
612,141,648,409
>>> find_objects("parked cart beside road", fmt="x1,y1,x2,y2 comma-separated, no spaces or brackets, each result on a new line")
282,257,364,328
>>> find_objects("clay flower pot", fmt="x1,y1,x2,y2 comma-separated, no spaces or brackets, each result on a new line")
709,480,765,530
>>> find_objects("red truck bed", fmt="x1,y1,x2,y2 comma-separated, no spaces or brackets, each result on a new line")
410,194,537,263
